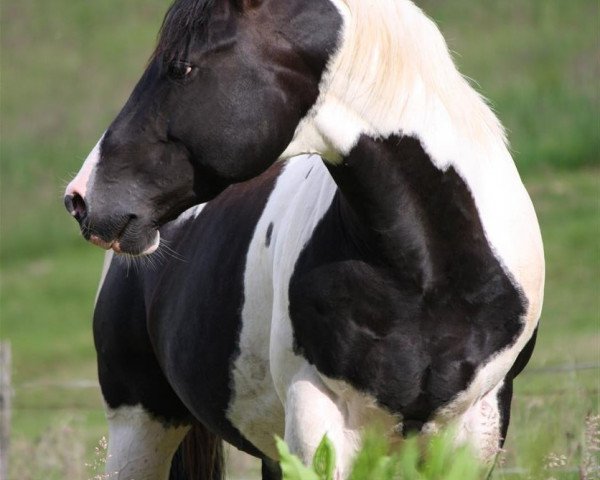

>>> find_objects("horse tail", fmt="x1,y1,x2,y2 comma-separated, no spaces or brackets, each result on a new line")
169,423,224,480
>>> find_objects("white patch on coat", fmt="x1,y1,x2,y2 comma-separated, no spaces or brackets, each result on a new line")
285,366,372,479
104,405,189,480
172,203,206,226
141,231,161,255
94,250,114,306
227,155,335,459
228,156,399,476
281,0,544,434
66,133,104,199
282,366,399,479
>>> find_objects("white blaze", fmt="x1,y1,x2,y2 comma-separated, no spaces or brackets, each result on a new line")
65,133,104,199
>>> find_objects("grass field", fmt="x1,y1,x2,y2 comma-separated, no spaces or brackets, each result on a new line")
1,1,598,479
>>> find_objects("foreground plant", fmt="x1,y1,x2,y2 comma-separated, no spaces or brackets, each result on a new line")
276,429,486,480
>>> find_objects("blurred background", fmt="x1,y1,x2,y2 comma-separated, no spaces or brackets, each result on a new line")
1,0,598,478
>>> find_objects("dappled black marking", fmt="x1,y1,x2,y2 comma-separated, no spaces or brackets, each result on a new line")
289,135,527,427
265,222,274,247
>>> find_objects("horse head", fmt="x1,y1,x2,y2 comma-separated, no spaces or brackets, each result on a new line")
64,0,342,255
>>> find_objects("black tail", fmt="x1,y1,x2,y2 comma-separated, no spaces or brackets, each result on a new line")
169,424,224,480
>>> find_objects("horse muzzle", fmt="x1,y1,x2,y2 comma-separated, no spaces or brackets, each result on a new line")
64,190,160,256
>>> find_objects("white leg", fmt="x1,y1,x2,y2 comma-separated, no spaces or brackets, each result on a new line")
454,382,504,464
284,365,364,480
104,405,189,480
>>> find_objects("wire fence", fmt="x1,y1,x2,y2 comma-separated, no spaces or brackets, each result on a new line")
10,362,600,410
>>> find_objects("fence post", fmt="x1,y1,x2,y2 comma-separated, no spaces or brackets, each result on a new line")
0,342,12,480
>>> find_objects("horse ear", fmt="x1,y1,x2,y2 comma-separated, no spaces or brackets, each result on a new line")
233,0,263,12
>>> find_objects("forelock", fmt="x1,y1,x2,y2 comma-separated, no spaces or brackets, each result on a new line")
153,0,217,63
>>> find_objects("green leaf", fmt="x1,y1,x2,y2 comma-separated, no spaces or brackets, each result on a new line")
350,429,402,480
312,434,336,480
350,429,390,480
275,436,320,480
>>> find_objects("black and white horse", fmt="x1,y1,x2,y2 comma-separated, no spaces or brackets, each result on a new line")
64,0,545,478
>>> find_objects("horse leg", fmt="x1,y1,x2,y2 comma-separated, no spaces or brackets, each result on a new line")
104,405,189,480
261,457,282,480
454,328,538,466
452,380,508,466
284,365,362,479
94,254,219,479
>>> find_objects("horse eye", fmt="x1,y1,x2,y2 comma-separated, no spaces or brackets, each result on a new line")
168,61,194,80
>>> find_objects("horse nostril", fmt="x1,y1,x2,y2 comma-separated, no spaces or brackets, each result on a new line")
64,192,88,222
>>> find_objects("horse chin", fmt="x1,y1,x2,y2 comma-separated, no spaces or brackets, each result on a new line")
140,231,161,255
111,230,161,257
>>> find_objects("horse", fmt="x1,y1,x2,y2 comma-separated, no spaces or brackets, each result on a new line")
63,0,545,478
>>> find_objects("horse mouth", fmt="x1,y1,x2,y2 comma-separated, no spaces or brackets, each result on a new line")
88,232,160,255
85,217,161,256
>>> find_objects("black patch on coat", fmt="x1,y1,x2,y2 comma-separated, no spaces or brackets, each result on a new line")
289,135,528,426
266,222,274,247
94,260,193,427
95,162,284,457
497,326,538,444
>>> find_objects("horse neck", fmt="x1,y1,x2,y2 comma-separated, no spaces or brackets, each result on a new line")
310,0,536,284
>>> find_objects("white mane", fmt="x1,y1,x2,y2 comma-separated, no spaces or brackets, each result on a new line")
282,0,508,169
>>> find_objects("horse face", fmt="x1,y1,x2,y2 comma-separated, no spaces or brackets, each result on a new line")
65,0,341,255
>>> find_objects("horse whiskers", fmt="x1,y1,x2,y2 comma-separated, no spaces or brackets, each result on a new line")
58,177,74,193
158,238,187,263
80,221,92,238
118,251,148,276
116,244,163,274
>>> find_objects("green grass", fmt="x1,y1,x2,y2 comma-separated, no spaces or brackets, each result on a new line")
421,0,599,172
2,168,597,478
499,167,599,479
1,0,168,262
1,0,598,478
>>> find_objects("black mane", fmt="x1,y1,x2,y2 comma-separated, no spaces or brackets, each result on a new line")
153,0,216,63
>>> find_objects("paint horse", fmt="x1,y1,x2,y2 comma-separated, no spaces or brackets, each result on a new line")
64,0,545,478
